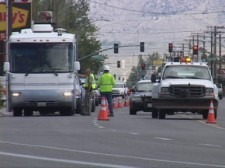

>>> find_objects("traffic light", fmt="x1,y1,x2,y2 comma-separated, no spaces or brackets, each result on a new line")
117,60,121,68
114,43,118,53
193,45,198,55
141,63,146,70
174,56,180,62
168,43,173,52
113,74,116,79
140,42,144,52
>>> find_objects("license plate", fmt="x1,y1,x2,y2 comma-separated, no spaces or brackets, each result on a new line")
147,103,152,107
37,102,46,107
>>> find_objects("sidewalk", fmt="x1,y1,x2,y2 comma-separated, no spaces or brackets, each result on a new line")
0,106,10,116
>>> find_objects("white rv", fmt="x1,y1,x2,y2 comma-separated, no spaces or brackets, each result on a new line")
5,24,81,116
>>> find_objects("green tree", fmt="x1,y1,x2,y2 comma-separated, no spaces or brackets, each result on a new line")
32,0,103,74
126,66,140,88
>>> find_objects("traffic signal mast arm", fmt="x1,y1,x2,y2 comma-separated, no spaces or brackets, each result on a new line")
78,44,141,61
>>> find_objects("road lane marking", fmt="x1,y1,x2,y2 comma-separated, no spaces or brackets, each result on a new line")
0,151,134,168
199,121,225,130
154,137,173,141
1,140,225,168
201,143,222,147
129,132,139,135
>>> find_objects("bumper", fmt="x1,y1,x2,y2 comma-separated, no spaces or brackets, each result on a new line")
10,90,74,109
130,100,152,111
152,98,218,110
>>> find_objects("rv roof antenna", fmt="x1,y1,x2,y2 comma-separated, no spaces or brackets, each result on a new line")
55,28,67,36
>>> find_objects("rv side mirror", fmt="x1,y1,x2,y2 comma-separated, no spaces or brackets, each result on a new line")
74,61,80,71
4,62,10,72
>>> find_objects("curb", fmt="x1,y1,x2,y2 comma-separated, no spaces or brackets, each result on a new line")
0,107,10,116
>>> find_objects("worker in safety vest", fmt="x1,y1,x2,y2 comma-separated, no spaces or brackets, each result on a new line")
98,65,115,117
82,68,95,115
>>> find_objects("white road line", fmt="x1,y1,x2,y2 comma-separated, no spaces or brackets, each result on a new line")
201,143,222,147
129,132,139,135
0,140,225,167
0,151,134,168
154,137,173,141
98,126,105,129
199,121,225,130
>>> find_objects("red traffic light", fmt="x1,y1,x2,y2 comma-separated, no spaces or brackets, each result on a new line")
193,45,198,55
168,43,173,52
141,63,146,70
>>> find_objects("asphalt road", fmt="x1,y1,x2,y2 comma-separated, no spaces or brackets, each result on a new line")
0,99,225,168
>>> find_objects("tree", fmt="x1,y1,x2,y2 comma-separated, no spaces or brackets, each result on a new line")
32,0,103,74
126,66,140,88
146,52,160,66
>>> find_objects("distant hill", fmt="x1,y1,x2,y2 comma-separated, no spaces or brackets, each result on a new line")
88,0,225,55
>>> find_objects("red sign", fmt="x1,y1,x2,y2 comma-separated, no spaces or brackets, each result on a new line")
0,2,31,40
14,0,32,2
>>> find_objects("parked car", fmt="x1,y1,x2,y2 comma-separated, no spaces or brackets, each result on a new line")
112,82,128,98
129,80,153,115
79,77,97,113
216,83,223,100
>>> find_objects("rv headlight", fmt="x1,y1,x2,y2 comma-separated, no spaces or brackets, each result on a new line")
63,91,73,97
12,92,20,97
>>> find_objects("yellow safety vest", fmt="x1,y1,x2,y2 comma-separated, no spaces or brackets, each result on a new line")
84,74,96,89
98,73,115,92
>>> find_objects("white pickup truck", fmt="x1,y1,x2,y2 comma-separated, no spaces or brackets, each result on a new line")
112,82,128,98
152,59,219,119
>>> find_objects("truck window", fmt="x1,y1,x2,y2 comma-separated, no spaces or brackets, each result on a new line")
163,65,211,80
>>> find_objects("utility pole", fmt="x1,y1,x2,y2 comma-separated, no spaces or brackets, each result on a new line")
219,33,222,76
6,0,13,112
197,34,199,61
213,26,217,82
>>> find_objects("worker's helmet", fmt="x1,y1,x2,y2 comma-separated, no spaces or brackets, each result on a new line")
103,65,110,71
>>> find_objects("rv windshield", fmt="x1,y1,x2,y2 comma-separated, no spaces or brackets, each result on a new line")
10,43,74,74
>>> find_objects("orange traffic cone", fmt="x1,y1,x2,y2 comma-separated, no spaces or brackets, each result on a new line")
117,97,123,108
98,97,109,121
206,100,216,124
124,97,129,107
113,98,118,109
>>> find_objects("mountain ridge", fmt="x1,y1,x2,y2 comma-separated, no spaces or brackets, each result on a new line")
88,0,225,54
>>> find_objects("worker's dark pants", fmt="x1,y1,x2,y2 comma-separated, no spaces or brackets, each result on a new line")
100,92,113,115
82,90,92,116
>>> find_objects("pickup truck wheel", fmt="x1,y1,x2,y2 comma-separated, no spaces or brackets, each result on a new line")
129,107,137,115
152,108,158,118
214,110,217,119
13,108,22,117
60,107,74,116
158,109,166,119
202,110,208,119
24,109,33,116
